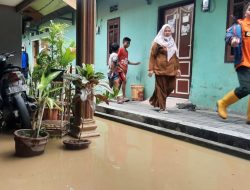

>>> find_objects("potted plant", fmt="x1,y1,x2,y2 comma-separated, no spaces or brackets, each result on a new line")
31,21,76,120
31,21,76,83
63,118,91,150
14,71,62,157
64,64,113,112
40,21,76,80
62,64,114,149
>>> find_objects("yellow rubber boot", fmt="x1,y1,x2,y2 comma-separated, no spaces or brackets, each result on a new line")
247,98,250,124
217,91,239,119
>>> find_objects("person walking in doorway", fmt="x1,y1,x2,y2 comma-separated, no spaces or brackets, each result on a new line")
148,24,181,113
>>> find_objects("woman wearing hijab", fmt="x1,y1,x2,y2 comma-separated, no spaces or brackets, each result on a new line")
148,24,181,112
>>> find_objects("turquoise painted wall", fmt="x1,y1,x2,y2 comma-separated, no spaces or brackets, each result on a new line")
23,0,247,114
190,0,247,113
95,0,247,114
22,19,76,73
95,0,182,100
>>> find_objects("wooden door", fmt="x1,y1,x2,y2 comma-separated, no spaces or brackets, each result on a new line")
161,3,194,98
107,17,120,64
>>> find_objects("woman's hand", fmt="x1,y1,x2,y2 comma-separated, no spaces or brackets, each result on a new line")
148,70,154,77
176,69,181,77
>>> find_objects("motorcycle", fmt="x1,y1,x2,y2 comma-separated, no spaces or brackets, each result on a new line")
0,52,37,129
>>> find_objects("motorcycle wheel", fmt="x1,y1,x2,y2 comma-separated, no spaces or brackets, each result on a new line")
14,93,32,129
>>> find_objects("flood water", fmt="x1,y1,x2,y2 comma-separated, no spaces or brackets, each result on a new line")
0,117,250,190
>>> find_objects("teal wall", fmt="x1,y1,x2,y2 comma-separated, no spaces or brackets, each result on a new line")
95,0,247,114
22,18,76,73
23,0,247,114
95,0,182,100
190,0,247,113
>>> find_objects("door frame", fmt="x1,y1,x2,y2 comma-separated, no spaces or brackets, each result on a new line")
158,0,195,30
32,39,39,66
107,17,120,63
158,0,196,99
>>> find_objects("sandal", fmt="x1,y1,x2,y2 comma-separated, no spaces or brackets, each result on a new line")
117,96,124,104
117,100,124,104
159,109,168,114
123,97,130,102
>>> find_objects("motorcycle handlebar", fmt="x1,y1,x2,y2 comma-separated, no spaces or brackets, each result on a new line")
0,51,15,58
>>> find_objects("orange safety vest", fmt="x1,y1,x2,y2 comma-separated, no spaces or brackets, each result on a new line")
237,18,250,69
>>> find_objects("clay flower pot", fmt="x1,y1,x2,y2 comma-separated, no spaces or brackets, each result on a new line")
63,139,91,150
43,108,59,120
14,129,49,157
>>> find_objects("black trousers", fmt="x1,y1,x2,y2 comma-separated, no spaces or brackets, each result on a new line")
22,68,28,79
235,67,250,99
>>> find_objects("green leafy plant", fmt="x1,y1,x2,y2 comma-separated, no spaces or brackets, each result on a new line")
33,71,62,137
30,21,76,100
39,21,76,70
101,88,120,103
63,64,115,112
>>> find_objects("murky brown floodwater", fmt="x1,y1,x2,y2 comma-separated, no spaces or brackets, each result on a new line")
0,117,250,190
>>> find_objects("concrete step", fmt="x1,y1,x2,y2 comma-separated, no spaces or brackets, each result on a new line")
96,104,250,160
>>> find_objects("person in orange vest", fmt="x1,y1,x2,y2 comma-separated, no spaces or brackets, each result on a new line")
217,2,250,124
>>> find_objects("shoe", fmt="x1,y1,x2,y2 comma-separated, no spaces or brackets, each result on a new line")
123,97,130,102
217,90,239,119
117,96,124,104
159,109,168,114
117,100,124,104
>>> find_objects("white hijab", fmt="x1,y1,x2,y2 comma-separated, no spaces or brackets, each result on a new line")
154,24,178,61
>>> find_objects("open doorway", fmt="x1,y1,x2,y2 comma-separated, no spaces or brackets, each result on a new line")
32,40,39,66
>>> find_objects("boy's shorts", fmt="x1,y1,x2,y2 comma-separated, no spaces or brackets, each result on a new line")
118,72,126,82
108,72,119,88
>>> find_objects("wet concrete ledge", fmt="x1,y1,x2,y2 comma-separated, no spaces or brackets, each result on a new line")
96,105,250,160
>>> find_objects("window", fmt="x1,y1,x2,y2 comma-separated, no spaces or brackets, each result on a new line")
225,0,248,62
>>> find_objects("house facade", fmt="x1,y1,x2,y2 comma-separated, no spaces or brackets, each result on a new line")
23,0,248,113
94,0,247,113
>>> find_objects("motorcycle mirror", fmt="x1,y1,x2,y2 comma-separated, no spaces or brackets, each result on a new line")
0,55,6,62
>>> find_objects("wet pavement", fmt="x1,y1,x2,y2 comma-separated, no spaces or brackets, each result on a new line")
96,100,250,156
1,117,250,190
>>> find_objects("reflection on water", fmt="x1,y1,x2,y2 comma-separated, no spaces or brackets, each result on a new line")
0,117,250,190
